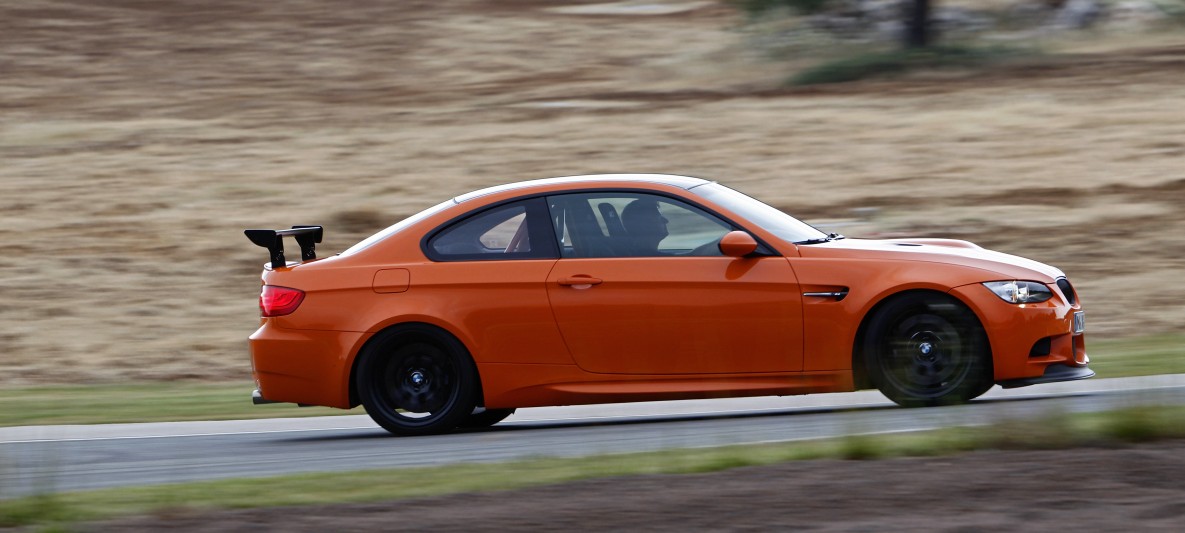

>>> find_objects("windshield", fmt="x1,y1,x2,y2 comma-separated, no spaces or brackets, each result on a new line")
690,182,827,244
341,199,455,255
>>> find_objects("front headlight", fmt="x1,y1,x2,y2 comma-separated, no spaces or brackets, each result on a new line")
983,281,1053,304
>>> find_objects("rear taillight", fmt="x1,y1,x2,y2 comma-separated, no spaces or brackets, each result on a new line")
259,285,305,317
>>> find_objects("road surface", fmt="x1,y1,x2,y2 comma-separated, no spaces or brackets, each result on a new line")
1,374,1182,498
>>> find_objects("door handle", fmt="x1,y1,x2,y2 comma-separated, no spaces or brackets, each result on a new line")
558,276,603,287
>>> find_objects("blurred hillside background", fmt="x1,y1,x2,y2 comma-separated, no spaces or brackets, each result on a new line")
2,0,1183,385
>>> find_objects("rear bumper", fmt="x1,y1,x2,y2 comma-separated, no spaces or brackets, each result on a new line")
998,363,1096,389
249,321,365,409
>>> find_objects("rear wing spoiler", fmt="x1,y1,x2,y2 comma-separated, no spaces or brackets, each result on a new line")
244,225,323,269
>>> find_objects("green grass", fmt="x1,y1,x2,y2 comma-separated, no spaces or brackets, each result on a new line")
3,405,1183,528
789,45,1026,85
0,382,354,427
0,334,1178,428
1087,334,1185,378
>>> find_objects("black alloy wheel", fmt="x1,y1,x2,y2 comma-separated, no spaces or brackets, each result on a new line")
864,293,993,407
356,329,478,436
458,408,517,429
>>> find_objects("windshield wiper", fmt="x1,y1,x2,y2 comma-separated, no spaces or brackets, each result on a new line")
795,232,845,245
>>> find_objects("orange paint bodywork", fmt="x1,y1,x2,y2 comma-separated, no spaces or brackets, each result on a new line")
248,175,1089,410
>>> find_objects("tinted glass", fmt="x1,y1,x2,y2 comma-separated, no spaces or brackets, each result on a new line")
547,193,731,258
430,203,532,257
690,182,827,244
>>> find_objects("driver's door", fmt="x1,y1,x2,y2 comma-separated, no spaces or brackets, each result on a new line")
544,192,804,375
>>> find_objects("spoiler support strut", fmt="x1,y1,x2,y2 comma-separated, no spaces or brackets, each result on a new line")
245,225,323,268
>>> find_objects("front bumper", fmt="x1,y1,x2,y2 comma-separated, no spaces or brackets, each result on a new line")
997,363,1096,389
951,282,1092,383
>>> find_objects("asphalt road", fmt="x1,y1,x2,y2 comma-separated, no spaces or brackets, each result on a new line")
2,374,1183,498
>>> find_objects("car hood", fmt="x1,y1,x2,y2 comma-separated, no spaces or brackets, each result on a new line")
796,238,1065,282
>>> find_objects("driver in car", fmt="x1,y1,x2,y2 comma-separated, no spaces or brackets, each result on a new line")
620,199,669,256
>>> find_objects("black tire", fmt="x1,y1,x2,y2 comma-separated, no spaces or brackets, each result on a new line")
355,327,478,436
863,292,993,407
458,408,516,429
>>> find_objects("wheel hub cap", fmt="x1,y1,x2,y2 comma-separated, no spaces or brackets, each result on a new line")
879,310,975,400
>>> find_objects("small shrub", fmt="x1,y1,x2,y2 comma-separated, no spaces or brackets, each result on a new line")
840,434,884,460
790,45,1023,85
735,0,831,17
1098,406,1184,443
0,494,68,528
980,414,1079,450
682,454,759,473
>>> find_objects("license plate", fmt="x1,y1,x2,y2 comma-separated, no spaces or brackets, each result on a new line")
1072,311,1086,334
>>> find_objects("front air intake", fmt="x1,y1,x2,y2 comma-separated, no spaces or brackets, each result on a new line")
1029,337,1052,357
1056,278,1077,306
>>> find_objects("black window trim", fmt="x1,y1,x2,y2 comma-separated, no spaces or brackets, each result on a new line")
419,188,782,262
421,197,559,262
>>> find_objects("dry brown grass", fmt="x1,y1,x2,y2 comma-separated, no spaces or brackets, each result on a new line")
2,0,1183,385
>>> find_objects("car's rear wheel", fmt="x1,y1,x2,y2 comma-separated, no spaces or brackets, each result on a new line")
864,292,993,407
356,329,478,436
459,408,516,429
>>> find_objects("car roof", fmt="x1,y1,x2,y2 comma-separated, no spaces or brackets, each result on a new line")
452,174,711,203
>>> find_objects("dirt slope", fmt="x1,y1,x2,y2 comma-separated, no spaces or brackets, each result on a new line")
80,440,1185,531
2,0,1184,384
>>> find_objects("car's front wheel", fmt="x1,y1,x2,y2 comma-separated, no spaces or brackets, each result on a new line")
863,292,993,407
356,328,478,436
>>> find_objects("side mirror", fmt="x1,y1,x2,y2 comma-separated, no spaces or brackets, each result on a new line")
719,231,758,257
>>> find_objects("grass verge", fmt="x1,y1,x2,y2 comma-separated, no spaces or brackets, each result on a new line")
789,45,1027,85
0,382,353,427
0,334,1179,428
1087,333,1185,379
3,405,1183,528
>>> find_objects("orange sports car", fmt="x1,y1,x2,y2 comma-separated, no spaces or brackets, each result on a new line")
246,174,1092,435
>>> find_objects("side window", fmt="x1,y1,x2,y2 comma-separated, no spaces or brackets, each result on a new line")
547,193,732,258
426,198,557,261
